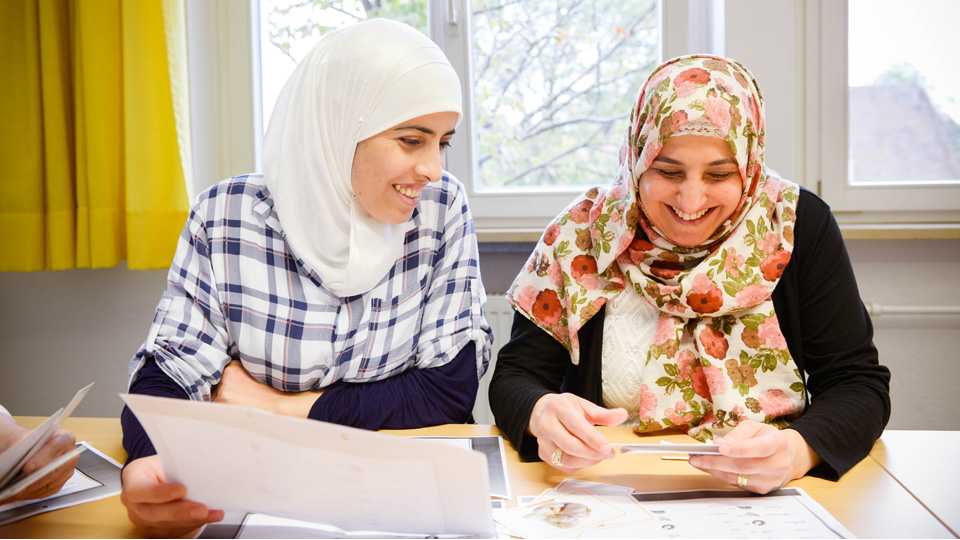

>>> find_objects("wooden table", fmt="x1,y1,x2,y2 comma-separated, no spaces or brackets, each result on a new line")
869,430,960,537
2,419,955,539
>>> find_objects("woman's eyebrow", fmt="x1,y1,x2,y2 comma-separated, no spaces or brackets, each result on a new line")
394,125,457,137
652,156,737,166
652,156,682,165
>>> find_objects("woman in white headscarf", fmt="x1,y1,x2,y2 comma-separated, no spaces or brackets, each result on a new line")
490,55,889,495
119,20,492,537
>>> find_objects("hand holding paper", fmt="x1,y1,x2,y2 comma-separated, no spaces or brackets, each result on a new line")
528,393,628,472
120,393,494,538
0,383,92,504
120,454,225,538
686,420,822,494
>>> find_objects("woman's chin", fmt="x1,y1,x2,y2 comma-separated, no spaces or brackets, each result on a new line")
660,227,714,248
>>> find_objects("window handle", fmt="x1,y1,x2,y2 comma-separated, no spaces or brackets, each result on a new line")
446,0,458,26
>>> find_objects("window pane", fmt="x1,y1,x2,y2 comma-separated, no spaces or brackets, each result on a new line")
471,0,658,189
848,0,960,185
259,0,428,134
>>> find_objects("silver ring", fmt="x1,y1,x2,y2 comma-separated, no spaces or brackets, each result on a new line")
551,448,564,467
737,473,748,488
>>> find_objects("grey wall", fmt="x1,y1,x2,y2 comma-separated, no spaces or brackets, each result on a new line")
2,238,958,430
0,266,167,418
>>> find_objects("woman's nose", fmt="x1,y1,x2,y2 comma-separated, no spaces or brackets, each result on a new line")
415,148,444,183
676,177,707,210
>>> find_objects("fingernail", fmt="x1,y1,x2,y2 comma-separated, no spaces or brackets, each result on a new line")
191,507,207,520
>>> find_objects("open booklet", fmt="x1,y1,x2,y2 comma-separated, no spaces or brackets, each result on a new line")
0,383,94,501
121,394,496,538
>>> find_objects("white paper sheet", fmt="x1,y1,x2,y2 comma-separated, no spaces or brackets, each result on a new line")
235,513,489,539
497,482,853,539
121,394,494,537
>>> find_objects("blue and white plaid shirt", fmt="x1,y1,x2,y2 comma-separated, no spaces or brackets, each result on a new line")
129,174,492,401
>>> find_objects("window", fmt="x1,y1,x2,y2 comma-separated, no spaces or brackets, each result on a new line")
847,0,960,187
258,1,429,143
467,1,658,190
253,0,671,233
190,1,956,235
807,0,960,223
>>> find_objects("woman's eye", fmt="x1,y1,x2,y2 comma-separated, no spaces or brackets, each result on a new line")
440,140,452,149
399,138,421,146
709,172,735,181
656,169,683,178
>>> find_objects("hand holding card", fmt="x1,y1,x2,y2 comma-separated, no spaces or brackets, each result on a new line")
0,383,93,502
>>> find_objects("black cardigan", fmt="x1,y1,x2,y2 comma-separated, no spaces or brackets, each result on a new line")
489,188,891,480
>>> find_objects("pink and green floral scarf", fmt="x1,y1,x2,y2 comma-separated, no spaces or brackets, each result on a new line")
506,55,804,441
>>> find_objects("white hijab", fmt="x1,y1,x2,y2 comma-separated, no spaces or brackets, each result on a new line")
262,19,463,297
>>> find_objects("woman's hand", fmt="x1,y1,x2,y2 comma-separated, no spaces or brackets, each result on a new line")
687,421,822,494
212,360,323,418
0,427,79,504
120,455,223,538
529,393,628,473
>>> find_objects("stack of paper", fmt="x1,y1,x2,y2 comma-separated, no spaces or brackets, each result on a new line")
0,383,93,502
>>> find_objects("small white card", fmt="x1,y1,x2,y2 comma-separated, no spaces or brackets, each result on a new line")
616,442,721,455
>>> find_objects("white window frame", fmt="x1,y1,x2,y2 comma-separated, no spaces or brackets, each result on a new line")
804,0,960,226
186,0,259,197
187,0,958,237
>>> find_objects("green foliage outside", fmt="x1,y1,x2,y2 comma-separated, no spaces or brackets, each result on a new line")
264,0,427,64
263,0,660,189
471,0,658,188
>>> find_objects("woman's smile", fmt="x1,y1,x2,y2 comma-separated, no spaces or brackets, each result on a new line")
637,135,743,247
392,183,426,206
670,206,711,222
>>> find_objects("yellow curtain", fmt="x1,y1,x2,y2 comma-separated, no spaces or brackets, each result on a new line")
0,0,192,271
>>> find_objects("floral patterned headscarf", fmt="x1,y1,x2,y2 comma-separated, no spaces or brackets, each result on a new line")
507,55,804,441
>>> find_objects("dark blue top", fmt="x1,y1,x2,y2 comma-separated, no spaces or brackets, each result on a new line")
121,341,478,464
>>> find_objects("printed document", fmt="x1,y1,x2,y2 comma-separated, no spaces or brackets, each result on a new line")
121,394,494,538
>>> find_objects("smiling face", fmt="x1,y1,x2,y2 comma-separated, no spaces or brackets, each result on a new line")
350,111,459,224
636,135,744,247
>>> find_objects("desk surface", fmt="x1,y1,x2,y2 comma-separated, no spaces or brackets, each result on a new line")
869,430,960,537
2,418,955,539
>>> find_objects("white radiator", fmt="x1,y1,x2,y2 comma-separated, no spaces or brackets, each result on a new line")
473,294,515,425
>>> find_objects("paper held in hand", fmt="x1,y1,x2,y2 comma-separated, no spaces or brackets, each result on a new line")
120,393,495,538
0,383,93,500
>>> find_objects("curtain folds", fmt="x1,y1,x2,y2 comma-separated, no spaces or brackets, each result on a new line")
0,0,192,271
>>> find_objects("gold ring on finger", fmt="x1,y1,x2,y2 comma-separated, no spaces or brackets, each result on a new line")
737,473,748,488
551,447,564,467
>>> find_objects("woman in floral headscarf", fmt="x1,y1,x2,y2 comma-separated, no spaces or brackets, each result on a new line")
489,55,890,494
